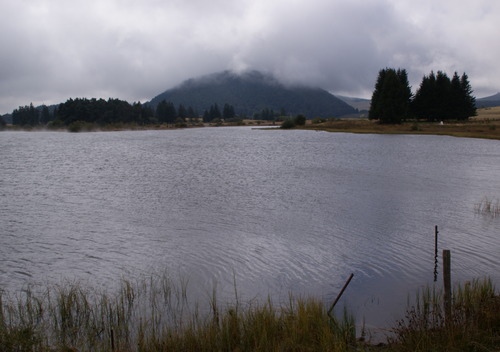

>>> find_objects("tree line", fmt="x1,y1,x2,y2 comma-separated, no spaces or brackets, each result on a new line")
9,98,242,128
369,68,476,124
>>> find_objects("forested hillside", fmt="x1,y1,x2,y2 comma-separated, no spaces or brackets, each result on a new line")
148,70,356,118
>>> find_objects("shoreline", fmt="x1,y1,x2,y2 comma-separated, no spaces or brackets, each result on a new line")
300,121,500,140
299,106,500,140
2,107,500,140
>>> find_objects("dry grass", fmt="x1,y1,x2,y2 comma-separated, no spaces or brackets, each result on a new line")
0,276,358,352
473,106,500,121
387,278,500,352
475,197,500,217
302,109,500,140
1,276,499,351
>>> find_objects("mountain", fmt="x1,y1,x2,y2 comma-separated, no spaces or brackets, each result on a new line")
0,113,12,124
148,70,357,118
335,95,371,112
476,93,500,108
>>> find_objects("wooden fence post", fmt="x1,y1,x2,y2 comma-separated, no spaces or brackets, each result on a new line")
434,226,439,281
443,249,451,322
327,273,354,318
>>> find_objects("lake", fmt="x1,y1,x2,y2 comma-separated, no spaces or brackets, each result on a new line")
1,127,499,334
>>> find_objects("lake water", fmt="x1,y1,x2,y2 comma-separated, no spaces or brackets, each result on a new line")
1,127,499,335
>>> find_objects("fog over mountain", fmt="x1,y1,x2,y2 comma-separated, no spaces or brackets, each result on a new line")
148,70,357,118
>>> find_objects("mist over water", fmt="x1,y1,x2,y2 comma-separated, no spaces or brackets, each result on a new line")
1,127,499,332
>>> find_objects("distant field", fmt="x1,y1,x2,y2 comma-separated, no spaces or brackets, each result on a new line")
474,106,500,120
303,109,500,140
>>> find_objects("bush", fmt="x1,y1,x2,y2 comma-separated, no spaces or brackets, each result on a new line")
175,121,188,128
294,114,307,126
390,279,500,351
46,120,65,130
280,120,295,129
67,121,93,132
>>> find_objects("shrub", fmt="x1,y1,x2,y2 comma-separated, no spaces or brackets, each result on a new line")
390,279,500,351
280,119,295,129
294,114,307,126
67,121,93,132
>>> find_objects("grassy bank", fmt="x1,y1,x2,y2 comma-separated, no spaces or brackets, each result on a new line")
1,276,499,351
0,275,356,352
301,107,500,140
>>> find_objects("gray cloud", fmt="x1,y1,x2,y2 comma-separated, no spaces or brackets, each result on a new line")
1,0,499,113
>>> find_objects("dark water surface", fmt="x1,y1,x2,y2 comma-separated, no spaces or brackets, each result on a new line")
1,127,499,333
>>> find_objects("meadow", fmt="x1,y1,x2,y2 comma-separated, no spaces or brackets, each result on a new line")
303,107,500,140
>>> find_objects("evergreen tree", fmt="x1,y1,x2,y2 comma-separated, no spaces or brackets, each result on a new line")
40,105,51,124
178,104,187,120
369,68,412,124
155,100,177,124
449,72,463,119
208,104,221,121
412,71,437,120
187,106,197,118
459,73,476,119
222,103,236,119
12,103,39,126
203,109,210,122
156,100,168,123
435,71,452,120
412,71,476,121
368,69,387,121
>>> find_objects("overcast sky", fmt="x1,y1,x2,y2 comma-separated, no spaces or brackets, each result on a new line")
1,0,499,113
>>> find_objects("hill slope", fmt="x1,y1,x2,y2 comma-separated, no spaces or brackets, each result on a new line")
476,93,500,108
148,71,356,118
335,95,371,112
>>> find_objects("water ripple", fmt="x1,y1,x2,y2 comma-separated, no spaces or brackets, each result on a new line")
0,129,499,329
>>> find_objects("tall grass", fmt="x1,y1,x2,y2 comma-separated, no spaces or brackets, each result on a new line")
389,278,500,351
3,276,499,351
0,275,357,351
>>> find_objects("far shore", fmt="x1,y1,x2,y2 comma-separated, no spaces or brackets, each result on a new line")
299,106,500,140
2,107,500,140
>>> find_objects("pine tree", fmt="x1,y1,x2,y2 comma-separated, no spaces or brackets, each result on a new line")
155,100,168,123
178,104,187,120
165,101,177,124
156,100,177,124
40,105,51,124
368,69,387,121
223,103,236,119
187,106,197,118
449,72,463,119
459,73,476,119
368,68,412,124
209,104,221,120
412,71,476,121
412,72,438,121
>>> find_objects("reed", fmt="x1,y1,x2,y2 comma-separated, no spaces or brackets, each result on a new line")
3,276,498,351
0,275,357,351
475,197,500,217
